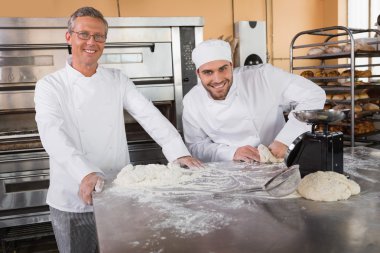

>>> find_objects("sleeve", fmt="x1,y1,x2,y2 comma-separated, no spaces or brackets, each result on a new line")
182,96,236,162
34,78,103,183
120,75,190,162
264,65,326,146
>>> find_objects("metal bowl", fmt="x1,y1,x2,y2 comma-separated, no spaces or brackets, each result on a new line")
292,109,346,124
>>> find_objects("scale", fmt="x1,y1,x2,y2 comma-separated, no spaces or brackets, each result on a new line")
284,109,346,177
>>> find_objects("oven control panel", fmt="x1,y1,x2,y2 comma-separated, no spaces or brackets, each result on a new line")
180,27,198,96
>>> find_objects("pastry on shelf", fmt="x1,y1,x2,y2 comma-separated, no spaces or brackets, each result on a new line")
340,81,352,86
332,104,350,110
342,38,376,52
352,120,376,134
357,69,372,77
355,104,363,112
341,80,367,86
332,103,362,112
345,94,359,100
326,94,333,100
300,70,314,78
307,46,326,56
325,46,343,54
362,103,380,111
355,80,366,85
331,94,346,101
358,92,369,99
339,69,362,77
327,70,340,77
326,81,340,86
315,124,345,133
328,125,345,133
315,70,327,77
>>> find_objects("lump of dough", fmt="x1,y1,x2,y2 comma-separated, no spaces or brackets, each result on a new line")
297,171,360,201
258,144,284,163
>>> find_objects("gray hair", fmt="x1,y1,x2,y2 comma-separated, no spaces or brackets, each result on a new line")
68,6,108,36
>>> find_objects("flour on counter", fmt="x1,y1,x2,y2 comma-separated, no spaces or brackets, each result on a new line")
105,162,295,239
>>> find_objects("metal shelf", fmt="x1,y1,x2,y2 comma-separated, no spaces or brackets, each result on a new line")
290,26,380,147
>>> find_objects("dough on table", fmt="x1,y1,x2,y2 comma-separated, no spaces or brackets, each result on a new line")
297,171,360,201
258,144,284,163
113,163,196,188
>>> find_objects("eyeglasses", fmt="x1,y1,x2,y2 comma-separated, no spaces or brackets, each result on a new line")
71,31,107,43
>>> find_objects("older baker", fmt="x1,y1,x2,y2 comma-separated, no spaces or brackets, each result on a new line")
182,39,326,163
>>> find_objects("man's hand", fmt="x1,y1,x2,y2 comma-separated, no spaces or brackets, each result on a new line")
79,172,100,205
233,145,260,162
268,140,288,159
175,156,203,168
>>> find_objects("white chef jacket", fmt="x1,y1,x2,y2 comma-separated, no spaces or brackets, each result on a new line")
34,58,190,213
182,64,326,162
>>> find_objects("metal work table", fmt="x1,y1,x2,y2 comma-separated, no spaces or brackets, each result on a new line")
93,146,380,253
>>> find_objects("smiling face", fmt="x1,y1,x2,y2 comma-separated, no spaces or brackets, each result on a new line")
197,60,233,100
66,16,106,76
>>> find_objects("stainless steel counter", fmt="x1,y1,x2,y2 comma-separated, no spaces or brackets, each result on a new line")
93,146,380,253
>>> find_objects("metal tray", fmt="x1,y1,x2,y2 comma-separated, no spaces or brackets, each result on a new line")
293,109,346,124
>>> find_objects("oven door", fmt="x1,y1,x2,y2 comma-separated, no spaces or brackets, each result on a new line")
0,152,50,228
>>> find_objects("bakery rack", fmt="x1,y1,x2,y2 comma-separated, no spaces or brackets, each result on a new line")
290,26,380,147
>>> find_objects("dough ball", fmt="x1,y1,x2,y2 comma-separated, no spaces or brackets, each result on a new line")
258,144,284,163
297,171,360,202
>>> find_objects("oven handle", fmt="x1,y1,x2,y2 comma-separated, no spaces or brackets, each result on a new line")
1,172,50,180
104,42,155,52
0,43,68,50
0,155,49,163
0,42,155,52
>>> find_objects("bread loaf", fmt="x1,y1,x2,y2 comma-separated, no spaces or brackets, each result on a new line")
351,120,375,135
325,46,343,54
345,94,359,100
355,81,366,86
327,70,340,77
357,70,372,77
332,94,345,100
362,103,379,111
315,70,327,77
332,104,350,110
340,69,351,77
307,46,325,55
343,40,376,52
300,70,314,78
355,104,363,112
358,93,369,99
327,81,339,86
341,81,352,86
335,104,362,112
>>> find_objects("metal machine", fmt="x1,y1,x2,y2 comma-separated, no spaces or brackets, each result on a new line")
285,109,346,177
0,17,203,241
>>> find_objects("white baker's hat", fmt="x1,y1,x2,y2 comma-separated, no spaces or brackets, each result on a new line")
192,39,232,69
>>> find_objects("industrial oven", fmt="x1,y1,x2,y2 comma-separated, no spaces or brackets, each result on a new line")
0,17,203,239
